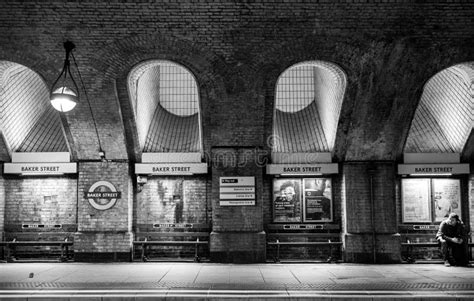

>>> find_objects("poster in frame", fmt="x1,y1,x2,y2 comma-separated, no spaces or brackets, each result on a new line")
303,178,333,222
272,178,302,223
433,178,461,222
401,178,431,223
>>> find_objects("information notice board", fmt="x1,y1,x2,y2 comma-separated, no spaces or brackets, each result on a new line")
433,178,461,222
401,178,462,223
401,178,431,223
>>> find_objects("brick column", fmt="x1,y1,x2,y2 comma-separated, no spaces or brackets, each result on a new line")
74,162,133,262
341,162,401,263
210,148,265,263
0,174,4,252
469,171,474,243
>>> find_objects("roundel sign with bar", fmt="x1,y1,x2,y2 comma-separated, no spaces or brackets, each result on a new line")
85,181,121,210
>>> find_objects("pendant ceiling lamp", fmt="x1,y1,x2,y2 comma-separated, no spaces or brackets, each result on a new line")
50,41,79,112
49,41,106,161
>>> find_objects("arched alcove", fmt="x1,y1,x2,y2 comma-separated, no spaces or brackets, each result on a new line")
405,62,473,153
128,60,202,154
272,61,347,158
0,61,68,156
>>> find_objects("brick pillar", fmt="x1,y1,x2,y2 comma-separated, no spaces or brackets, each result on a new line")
0,174,4,254
74,162,133,262
469,171,474,243
210,148,265,263
342,162,401,263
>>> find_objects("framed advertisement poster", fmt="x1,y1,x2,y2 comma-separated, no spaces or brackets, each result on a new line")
303,178,332,222
272,179,302,222
433,178,461,222
401,178,431,223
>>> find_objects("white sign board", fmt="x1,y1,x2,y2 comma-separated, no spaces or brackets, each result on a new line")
219,200,256,206
220,187,255,193
398,164,469,175
219,193,255,199
219,176,255,206
266,164,338,175
219,177,255,186
4,163,77,175
135,163,207,175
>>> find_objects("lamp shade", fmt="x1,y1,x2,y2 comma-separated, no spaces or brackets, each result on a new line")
50,87,77,112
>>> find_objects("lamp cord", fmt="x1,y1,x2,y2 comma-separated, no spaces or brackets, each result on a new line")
70,51,104,155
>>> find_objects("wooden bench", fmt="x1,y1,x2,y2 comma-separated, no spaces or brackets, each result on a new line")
133,232,210,262
399,225,474,263
266,224,342,263
399,225,441,263
0,237,73,262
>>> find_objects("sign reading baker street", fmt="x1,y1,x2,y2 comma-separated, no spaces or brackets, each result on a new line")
135,163,208,175
4,162,77,175
397,164,469,175
85,181,121,210
266,164,338,175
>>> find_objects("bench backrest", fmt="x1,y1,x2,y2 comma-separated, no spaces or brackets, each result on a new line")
266,223,341,242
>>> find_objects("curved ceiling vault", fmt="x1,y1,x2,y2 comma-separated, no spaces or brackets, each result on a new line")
128,60,202,153
0,61,68,157
404,62,474,154
273,61,347,153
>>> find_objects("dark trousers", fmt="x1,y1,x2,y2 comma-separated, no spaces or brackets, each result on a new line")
440,240,468,266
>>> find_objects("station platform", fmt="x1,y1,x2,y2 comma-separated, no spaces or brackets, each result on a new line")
0,262,473,300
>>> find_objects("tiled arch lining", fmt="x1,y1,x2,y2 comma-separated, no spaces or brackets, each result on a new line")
0,61,67,155
405,62,474,153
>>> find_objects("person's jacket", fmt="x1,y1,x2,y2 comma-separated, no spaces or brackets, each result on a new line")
436,219,465,241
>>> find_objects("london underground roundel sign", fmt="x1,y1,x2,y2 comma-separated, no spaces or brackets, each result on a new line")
85,181,121,210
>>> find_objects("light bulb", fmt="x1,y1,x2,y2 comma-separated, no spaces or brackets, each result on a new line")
50,87,77,112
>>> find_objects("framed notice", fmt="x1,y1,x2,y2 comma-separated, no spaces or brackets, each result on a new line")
401,178,431,223
433,178,461,222
272,179,301,223
303,178,332,222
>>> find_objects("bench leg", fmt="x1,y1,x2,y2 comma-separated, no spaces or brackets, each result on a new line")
327,245,334,263
406,246,415,263
60,245,66,262
194,243,200,262
141,244,147,262
275,243,280,263
6,245,15,262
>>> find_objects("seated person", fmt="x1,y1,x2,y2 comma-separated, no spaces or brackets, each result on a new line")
436,213,468,267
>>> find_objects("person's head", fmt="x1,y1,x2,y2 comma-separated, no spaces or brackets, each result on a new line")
447,213,460,226
280,182,296,201
314,179,326,191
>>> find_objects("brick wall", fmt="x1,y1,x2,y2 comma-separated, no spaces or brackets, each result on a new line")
3,177,77,226
211,148,263,232
0,175,4,243
77,162,131,231
342,162,399,263
0,1,471,162
210,147,265,262
136,176,209,225
0,1,472,262
74,161,132,261
469,173,474,242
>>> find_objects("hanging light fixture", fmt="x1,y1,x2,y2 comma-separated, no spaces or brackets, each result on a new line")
50,40,106,161
50,41,79,112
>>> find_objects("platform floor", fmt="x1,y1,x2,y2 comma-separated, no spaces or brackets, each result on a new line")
0,262,473,300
